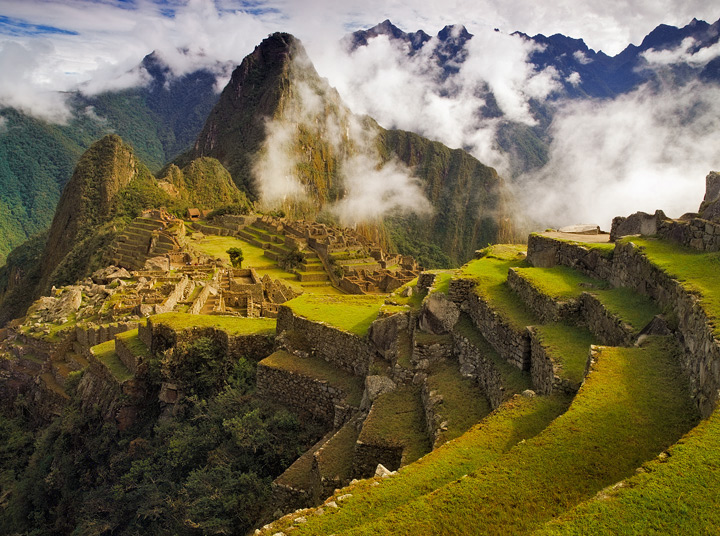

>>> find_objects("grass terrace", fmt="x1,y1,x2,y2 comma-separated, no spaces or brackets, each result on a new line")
533,323,596,385
91,340,132,383
452,314,532,395
315,420,361,483
426,361,492,445
428,271,455,295
344,337,698,535
275,431,334,491
284,294,384,337
458,244,537,330
115,328,150,359
592,286,661,332
387,278,424,311
534,232,616,259
149,312,276,336
260,350,364,406
278,394,571,536
540,404,720,534
357,385,430,468
514,265,607,300
622,236,720,336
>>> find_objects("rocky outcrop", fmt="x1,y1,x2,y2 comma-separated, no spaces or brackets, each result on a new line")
418,292,459,334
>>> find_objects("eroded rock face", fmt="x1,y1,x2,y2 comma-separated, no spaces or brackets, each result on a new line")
610,210,665,241
699,171,720,220
418,293,459,334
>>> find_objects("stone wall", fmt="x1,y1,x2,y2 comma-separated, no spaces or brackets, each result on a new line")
352,440,403,478
452,282,530,370
657,217,720,252
144,318,274,361
256,362,352,426
420,379,447,449
155,276,190,314
611,241,720,417
452,331,509,409
277,306,375,376
527,234,614,281
528,328,584,396
412,334,453,370
188,284,212,315
114,335,139,374
579,293,635,346
506,268,581,323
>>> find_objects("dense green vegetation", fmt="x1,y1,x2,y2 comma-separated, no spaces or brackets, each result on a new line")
0,336,324,535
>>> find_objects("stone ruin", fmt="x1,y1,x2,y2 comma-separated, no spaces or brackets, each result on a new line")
611,171,720,252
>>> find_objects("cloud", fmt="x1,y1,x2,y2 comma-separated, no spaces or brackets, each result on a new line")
642,37,720,66
308,27,561,175
253,53,431,224
0,39,71,122
516,81,720,230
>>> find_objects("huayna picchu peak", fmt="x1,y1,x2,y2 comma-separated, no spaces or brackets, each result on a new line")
1,10,720,536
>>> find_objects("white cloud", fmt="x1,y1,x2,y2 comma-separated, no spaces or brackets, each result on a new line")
573,50,592,64
642,37,720,67
517,81,720,230
566,71,581,86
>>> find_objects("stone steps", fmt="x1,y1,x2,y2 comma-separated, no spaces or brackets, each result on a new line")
296,271,330,282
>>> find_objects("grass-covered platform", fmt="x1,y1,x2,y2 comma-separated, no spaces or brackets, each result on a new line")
90,340,132,382
149,312,276,336
259,350,364,407
532,322,596,385
337,337,698,535
283,294,384,337
270,394,572,536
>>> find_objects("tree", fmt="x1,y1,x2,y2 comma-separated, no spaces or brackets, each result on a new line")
226,247,244,268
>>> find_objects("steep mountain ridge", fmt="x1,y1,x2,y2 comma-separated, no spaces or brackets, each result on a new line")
187,32,510,266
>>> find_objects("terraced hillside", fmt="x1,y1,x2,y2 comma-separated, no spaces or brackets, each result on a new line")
257,233,719,535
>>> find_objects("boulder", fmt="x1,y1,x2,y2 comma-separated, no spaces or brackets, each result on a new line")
144,256,170,271
360,375,396,410
92,265,131,284
418,293,460,334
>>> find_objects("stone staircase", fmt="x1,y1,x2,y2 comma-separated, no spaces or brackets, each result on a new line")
107,216,182,270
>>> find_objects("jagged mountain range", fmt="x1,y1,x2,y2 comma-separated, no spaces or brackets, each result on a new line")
0,16,718,268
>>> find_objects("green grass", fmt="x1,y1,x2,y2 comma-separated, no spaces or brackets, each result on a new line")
458,244,537,330
260,350,364,406
514,265,606,300
533,323,596,385
622,236,720,337
150,312,276,336
91,340,133,382
592,286,661,332
341,337,698,535
387,278,424,311
426,361,492,445
453,314,532,395
316,420,361,482
270,394,571,536
191,234,341,295
428,271,455,295
357,385,431,467
533,233,616,259
414,332,452,346
539,404,720,535
275,431,333,490
396,330,412,369
115,328,150,359
284,294,384,337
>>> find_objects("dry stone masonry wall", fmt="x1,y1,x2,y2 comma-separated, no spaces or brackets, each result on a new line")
506,268,581,323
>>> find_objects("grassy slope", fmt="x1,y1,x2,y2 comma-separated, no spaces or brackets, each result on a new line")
426,360,492,445
452,314,532,395
150,312,276,335
115,328,150,359
357,386,430,466
515,265,606,299
275,394,571,536
91,340,132,382
458,244,537,330
343,337,697,535
284,294,384,336
538,404,720,535
259,350,363,406
533,323,596,385
623,236,720,337
591,286,660,332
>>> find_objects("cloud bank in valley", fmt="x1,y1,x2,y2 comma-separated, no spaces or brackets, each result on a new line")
517,82,720,230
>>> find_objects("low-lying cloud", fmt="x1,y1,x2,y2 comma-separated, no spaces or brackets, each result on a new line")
253,55,431,224
517,81,720,230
